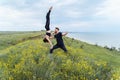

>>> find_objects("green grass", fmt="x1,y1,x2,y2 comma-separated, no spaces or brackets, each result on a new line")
0,31,120,80
0,31,44,50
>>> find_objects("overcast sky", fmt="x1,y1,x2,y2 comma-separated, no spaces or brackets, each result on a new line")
0,0,120,32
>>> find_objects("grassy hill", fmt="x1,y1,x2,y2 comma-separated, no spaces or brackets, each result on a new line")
0,31,120,80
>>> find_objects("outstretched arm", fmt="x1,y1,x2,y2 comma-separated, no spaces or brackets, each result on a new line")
49,36,54,39
62,32,68,36
49,31,55,39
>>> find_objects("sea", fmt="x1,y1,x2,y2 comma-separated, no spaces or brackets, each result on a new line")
67,32,120,49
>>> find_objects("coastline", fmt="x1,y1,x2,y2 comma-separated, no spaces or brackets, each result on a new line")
67,32,120,49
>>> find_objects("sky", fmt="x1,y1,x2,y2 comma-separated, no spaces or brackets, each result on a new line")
0,0,120,32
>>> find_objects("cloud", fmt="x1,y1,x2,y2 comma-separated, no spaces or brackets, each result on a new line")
0,4,44,31
95,0,120,20
47,0,80,7
86,0,120,32
62,9,83,19
0,0,85,31
51,21,93,32
0,0,119,32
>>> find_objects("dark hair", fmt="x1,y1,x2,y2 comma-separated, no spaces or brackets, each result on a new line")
43,38,49,43
55,27,59,31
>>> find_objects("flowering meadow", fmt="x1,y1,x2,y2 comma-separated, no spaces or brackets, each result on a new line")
0,32,120,80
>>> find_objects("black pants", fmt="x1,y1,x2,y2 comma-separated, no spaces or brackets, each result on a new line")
50,44,67,53
45,10,51,31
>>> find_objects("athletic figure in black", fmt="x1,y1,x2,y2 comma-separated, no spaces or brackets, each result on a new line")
50,27,68,53
43,6,53,49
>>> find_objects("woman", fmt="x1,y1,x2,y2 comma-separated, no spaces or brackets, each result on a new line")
43,6,53,49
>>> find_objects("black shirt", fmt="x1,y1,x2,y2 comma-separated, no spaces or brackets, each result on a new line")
54,32,64,45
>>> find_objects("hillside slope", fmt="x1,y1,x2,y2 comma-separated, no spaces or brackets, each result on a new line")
0,32,120,80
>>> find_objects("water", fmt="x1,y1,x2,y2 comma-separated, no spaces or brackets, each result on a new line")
67,32,120,49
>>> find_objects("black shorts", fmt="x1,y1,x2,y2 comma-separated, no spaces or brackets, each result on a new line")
43,33,51,43
46,32,51,37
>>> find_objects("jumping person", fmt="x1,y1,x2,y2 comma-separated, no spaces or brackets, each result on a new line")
50,27,68,53
43,6,53,49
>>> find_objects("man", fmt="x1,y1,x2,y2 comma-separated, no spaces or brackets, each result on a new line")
50,27,68,53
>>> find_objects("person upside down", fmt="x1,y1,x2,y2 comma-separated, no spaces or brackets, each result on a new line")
43,6,53,49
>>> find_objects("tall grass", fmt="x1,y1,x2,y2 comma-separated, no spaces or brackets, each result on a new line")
0,39,119,80
0,32,120,80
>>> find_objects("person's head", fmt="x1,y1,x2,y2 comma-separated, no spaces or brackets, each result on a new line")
43,38,48,43
55,27,59,33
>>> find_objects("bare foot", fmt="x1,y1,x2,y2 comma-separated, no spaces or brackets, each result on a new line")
50,45,53,49
49,6,53,11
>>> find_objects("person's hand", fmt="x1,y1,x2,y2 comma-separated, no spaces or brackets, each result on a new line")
49,6,53,11
62,32,68,36
51,31,55,34
66,32,68,34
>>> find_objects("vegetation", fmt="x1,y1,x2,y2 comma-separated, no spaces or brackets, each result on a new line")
0,31,120,80
0,31,44,50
